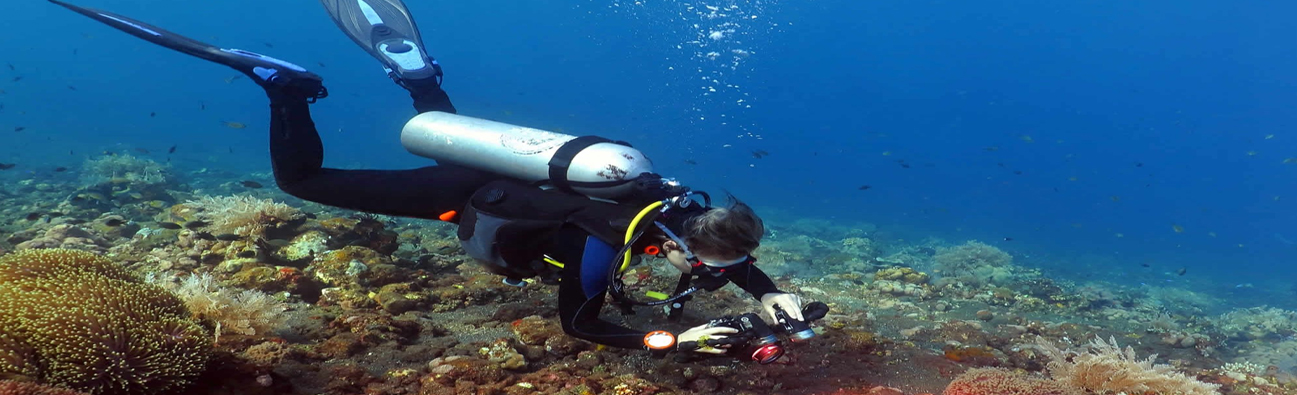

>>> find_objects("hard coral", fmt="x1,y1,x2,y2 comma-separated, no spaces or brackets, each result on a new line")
0,249,210,395
943,368,1082,395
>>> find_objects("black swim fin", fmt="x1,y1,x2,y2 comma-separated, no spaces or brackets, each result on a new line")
320,0,442,86
49,0,326,100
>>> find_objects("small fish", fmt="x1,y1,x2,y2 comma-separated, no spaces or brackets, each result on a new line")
223,121,247,129
67,85,77,91
1013,170,1023,175
5,63,12,70
265,239,291,248
150,112,156,118
228,147,234,153
157,222,183,230
1176,267,1187,276
858,185,872,191
239,180,263,188
1208,232,1217,238
683,159,698,165
103,218,125,227
1266,134,1275,140
134,148,150,154
223,75,243,84
14,126,25,132
983,146,999,151
200,103,206,110
1135,162,1144,167
0,163,15,170
24,213,42,221
881,151,892,156
11,76,22,82
303,213,318,220
46,212,64,218
898,161,911,169
183,220,209,230
1284,158,1297,164
1020,135,1034,143
317,62,327,67
1247,151,1258,156
1002,237,1013,241
263,42,274,48
54,167,67,172
751,150,769,159
168,145,176,154
1171,224,1185,233
213,233,241,241
1110,196,1120,202
1140,263,1149,267
194,232,216,241
236,250,257,258
1068,176,1078,181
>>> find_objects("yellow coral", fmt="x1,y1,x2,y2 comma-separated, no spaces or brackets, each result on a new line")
0,249,209,395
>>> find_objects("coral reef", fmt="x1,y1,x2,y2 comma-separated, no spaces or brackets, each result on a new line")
0,380,91,395
943,368,1082,395
0,249,210,395
152,273,288,342
79,154,171,186
932,241,1013,287
177,195,303,237
1035,336,1220,395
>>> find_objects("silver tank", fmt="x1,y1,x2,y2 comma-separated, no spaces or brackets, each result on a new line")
401,112,655,199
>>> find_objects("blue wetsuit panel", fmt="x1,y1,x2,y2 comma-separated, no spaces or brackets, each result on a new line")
580,236,616,297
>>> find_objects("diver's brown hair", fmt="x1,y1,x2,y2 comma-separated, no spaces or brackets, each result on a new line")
683,197,765,259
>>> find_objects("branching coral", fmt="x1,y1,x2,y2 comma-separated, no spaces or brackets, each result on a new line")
79,154,171,186
153,273,287,342
1035,336,1220,395
0,249,209,395
178,195,303,237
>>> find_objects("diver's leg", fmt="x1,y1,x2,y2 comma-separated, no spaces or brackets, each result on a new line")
319,0,457,113
52,0,495,219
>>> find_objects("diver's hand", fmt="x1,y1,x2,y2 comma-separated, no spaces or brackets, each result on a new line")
677,324,740,355
760,292,805,322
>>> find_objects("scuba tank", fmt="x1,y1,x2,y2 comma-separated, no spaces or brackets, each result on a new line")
401,112,655,199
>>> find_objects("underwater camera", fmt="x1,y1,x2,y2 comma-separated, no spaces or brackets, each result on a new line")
690,302,830,364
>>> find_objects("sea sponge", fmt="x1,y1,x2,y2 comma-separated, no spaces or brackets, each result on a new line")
0,249,210,395
944,368,1082,395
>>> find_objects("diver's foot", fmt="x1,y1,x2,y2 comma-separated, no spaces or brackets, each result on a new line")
218,48,330,102
320,0,443,90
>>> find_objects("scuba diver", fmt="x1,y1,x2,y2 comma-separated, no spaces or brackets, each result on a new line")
49,0,819,360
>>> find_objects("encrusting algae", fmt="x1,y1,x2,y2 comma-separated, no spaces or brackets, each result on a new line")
0,249,210,395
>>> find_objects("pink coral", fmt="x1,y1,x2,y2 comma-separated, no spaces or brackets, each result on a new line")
943,368,1082,395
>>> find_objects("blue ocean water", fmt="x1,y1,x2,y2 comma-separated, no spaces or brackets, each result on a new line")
2,0,1294,308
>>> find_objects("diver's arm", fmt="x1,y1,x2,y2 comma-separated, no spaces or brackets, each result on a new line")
724,264,783,299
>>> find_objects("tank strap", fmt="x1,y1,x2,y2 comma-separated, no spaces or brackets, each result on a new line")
547,136,632,194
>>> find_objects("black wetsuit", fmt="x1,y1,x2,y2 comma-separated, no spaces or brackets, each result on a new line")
266,86,783,349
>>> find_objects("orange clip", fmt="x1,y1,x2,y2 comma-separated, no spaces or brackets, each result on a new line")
438,210,458,222
643,245,661,255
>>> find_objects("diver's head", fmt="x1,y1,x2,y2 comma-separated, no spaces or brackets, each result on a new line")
656,197,765,274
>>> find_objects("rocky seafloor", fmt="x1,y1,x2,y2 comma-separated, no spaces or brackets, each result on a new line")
0,154,1295,395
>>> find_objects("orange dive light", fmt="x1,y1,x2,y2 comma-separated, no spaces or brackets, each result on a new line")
643,330,675,350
